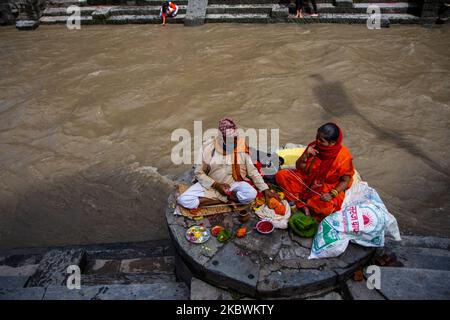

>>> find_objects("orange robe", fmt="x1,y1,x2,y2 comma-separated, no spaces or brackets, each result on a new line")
275,146,354,220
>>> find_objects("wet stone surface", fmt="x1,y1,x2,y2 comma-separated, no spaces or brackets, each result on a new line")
166,191,375,298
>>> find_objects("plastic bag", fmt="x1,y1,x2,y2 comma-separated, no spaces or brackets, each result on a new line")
309,182,401,259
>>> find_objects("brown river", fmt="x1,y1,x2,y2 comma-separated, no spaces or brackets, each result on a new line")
0,24,449,250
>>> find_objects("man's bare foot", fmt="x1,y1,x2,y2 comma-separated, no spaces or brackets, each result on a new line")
311,14,318,17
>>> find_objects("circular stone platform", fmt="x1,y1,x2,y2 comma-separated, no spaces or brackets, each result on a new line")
165,191,375,299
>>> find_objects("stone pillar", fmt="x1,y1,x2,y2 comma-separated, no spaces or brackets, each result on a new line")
420,0,445,24
184,0,208,27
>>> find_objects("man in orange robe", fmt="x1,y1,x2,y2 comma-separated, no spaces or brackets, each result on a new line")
275,123,354,221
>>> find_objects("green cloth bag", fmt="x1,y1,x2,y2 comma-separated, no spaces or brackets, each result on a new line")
289,212,318,238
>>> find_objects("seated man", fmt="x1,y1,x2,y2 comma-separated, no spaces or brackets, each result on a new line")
177,118,278,209
275,123,354,220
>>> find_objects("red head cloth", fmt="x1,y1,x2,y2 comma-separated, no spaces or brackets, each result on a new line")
305,123,343,187
218,117,238,137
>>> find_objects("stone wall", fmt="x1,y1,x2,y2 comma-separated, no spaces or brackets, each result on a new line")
0,0,46,26
420,0,446,23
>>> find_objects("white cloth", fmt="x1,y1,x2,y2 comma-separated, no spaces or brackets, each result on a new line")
177,181,257,209
255,200,292,229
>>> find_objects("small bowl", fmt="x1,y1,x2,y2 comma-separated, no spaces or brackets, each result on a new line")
256,220,274,234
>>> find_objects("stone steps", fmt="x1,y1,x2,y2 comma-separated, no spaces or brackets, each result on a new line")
206,13,271,23
375,267,450,300
0,240,189,300
1,282,189,300
345,235,450,300
207,4,274,14
39,1,422,25
42,3,420,16
40,12,420,25
387,246,450,271
40,14,185,24
43,5,188,16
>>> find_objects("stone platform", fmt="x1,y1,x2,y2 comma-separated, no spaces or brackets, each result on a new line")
165,192,375,299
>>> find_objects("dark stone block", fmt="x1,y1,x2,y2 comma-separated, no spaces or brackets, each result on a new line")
26,249,86,288
92,7,112,20
335,0,354,8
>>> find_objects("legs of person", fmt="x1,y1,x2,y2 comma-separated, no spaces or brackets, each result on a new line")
296,0,303,18
310,0,318,16
177,182,204,209
275,169,305,203
306,195,342,220
198,197,223,207
177,182,227,209
229,181,257,204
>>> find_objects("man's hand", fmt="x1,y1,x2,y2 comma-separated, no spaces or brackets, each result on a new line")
320,192,332,202
213,182,231,196
263,189,280,204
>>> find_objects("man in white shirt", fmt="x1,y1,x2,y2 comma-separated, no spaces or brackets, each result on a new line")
177,118,279,209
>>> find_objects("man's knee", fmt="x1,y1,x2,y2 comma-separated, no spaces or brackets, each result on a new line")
177,194,199,209
235,184,257,203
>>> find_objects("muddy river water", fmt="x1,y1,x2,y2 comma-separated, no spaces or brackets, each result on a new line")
0,24,449,250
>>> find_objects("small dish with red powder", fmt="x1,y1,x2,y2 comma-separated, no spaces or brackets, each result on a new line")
256,220,274,234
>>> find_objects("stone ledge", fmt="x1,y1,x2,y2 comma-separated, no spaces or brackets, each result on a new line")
166,189,375,298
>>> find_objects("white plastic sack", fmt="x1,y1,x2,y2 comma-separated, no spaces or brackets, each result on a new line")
255,200,292,229
309,182,401,259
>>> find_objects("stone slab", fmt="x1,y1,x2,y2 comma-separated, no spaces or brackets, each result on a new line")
0,276,29,289
387,246,450,271
43,283,189,300
386,235,450,251
335,0,354,8
346,279,385,300
257,268,337,297
119,256,175,274
190,277,233,300
85,259,121,275
92,7,112,20
204,243,260,296
234,229,282,259
0,264,39,277
0,287,45,300
308,291,343,300
81,273,176,286
377,267,450,300
26,249,85,288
